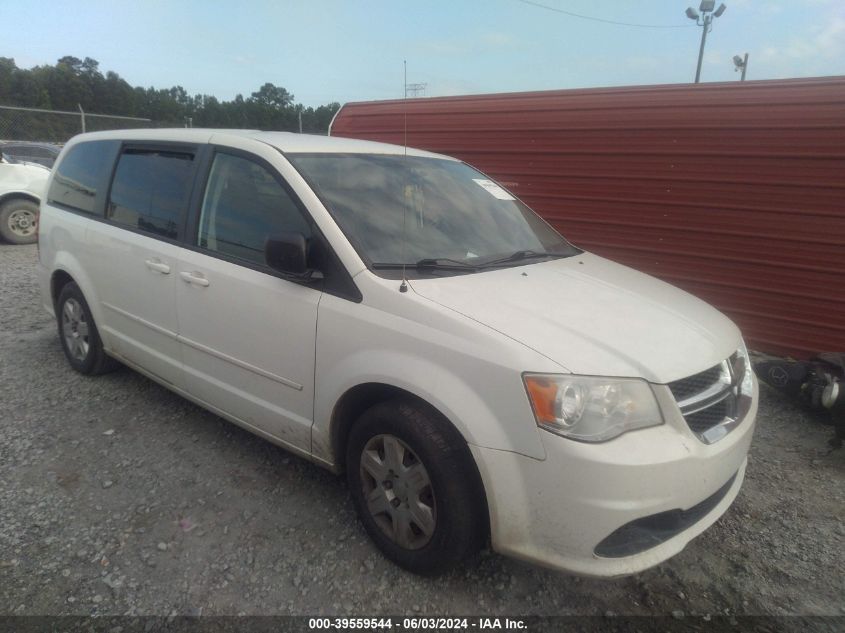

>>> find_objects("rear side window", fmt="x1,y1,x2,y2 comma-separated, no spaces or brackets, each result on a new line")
48,141,117,214
197,152,311,266
107,149,194,240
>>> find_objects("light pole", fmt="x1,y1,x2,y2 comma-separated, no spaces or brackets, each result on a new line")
686,1,727,83
733,53,749,81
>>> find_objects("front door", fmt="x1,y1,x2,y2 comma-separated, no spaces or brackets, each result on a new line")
175,146,320,451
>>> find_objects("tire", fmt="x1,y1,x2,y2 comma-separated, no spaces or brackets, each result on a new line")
346,399,486,575
56,282,119,375
0,198,39,244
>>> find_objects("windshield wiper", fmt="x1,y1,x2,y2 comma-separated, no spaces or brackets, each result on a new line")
477,250,565,268
415,258,478,270
371,258,478,272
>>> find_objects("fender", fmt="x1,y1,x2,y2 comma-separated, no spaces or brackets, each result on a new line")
312,348,548,465
0,160,50,199
39,204,108,334
0,189,41,205
50,250,108,341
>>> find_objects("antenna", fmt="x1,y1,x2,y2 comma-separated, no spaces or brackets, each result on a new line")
399,60,409,293
403,60,409,154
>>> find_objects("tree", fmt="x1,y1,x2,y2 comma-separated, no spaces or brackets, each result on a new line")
57,56,84,74
98,71,136,116
249,83,293,109
0,57,341,138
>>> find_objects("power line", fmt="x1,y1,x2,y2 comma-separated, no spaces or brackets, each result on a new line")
515,0,695,29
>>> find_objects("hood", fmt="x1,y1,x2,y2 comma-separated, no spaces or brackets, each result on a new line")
408,252,741,384
0,162,50,198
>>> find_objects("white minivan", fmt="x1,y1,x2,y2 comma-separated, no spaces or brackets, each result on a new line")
38,129,757,577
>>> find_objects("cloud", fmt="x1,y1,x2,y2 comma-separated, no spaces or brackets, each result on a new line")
417,31,516,56
813,16,845,57
703,50,722,65
734,0,836,8
759,15,845,62
622,55,663,72
426,78,485,97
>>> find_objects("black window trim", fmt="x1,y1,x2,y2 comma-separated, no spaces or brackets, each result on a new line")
182,144,362,303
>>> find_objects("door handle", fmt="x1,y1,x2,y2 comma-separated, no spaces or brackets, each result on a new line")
180,271,210,287
145,258,171,274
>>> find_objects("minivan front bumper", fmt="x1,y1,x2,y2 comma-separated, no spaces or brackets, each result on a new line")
470,378,757,577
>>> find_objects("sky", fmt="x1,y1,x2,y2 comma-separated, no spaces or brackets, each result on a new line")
3,0,844,108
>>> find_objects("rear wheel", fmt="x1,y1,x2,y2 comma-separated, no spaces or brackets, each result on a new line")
0,198,39,244
346,399,485,575
56,282,118,375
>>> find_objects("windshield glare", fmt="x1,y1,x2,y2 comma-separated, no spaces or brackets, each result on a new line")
287,153,578,273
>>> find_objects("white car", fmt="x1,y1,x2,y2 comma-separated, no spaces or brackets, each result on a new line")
0,145,51,244
37,129,757,577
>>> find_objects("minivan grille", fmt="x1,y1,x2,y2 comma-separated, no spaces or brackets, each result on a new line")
685,398,730,433
668,354,748,444
667,364,722,401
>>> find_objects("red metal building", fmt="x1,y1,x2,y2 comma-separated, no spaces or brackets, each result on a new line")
330,77,845,358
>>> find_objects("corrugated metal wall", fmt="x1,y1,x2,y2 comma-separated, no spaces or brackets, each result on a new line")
330,77,845,358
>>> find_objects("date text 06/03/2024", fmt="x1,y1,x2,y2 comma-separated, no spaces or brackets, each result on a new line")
307,617,527,630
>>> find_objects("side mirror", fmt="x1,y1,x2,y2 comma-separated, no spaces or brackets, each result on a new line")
265,232,310,277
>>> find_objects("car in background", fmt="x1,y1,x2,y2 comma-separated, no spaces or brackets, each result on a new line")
1,141,61,169
0,142,56,243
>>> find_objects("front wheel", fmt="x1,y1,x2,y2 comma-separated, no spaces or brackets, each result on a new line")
346,399,486,575
0,198,39,244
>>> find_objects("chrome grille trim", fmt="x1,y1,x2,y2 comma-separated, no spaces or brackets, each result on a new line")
676,379,732,414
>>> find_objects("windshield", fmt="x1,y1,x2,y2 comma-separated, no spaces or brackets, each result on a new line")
287,153,579,275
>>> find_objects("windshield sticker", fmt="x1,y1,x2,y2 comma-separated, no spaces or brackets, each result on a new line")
472,179,515,201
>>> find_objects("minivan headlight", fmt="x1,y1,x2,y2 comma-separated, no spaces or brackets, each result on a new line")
523,374,663,442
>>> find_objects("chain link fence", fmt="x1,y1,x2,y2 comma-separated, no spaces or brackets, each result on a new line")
0,105,180,145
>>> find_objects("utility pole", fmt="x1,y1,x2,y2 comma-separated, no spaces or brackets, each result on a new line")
686,2,727,83
694,14,710,83
733,53,749,81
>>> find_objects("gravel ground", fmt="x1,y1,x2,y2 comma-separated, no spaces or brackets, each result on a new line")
1,243,843,621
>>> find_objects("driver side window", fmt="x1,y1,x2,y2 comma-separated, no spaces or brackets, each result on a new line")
198,152,311,266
